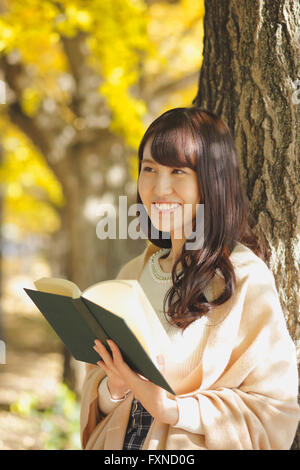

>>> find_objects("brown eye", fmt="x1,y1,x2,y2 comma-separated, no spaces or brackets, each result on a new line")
142,166,154,172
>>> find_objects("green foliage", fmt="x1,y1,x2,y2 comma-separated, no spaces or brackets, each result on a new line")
10,391,39,418
40,383,81,450
10,383,81,450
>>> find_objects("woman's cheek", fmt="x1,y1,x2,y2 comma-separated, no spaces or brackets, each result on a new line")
139,175,151,197
137,176,145,196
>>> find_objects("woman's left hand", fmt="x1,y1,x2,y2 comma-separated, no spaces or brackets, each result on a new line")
93,338,179,426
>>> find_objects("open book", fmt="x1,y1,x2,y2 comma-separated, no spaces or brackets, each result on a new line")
24,278,175,395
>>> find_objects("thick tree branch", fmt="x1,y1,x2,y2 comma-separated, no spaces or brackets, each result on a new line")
59,32,89,116
0,56,52,150
7,102,71,192
59,32,88,86
0,56,72,188
8,102,51,156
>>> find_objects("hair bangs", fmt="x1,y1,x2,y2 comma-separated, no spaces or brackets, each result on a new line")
142,117,198,171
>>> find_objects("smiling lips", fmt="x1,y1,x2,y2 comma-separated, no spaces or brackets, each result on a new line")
152,202,182,213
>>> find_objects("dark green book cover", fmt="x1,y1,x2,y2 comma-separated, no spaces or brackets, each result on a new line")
24,288,175,395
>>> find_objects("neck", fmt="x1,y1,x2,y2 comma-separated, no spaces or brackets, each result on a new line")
164,234,186,268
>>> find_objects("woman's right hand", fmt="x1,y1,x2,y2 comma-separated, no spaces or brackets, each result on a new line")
93,339,131,399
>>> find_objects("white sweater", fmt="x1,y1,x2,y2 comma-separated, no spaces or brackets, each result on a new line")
98,247,207,434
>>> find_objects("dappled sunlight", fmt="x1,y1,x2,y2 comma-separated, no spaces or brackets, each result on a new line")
2,256,51,315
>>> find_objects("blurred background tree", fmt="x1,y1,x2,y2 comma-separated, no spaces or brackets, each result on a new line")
0,0,204,438
0,0,204,288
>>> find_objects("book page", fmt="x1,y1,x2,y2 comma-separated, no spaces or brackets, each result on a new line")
82,280,168,364
34,277,171,368
34,277,82,299
131,282,171,357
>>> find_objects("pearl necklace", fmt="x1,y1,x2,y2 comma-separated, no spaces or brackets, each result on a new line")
150,248,173,282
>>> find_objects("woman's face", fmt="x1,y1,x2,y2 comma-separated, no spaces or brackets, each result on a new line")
138,136,201,238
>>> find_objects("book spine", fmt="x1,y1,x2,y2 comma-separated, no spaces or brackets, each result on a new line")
72,297,109,345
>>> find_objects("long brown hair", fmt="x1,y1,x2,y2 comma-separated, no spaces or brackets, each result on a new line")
137,107,269,330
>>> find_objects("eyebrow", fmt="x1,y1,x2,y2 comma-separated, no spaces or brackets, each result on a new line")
141,158,191,170
141,158,156,164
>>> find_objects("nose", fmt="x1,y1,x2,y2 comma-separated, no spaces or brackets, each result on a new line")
154,174,174,197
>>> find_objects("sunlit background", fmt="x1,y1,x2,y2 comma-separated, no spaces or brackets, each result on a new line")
0,0,204,449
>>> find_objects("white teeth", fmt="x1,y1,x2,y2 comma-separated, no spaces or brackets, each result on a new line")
154,203,181,210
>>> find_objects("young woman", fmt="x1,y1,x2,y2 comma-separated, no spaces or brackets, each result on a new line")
80,107,300,450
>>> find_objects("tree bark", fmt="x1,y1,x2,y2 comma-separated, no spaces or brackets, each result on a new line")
193,0,300,448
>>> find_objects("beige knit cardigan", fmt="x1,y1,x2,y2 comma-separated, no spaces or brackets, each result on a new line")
80,242,300,450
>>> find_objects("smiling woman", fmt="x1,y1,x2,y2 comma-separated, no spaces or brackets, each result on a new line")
80,107,300,451
136,107,267,330
138,143,201,250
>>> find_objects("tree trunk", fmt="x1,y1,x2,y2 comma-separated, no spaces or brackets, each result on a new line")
193,0,300,448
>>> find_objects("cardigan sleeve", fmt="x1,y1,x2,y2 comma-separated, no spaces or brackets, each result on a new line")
168,268,300,449
80,365,106,449
97,376,122,415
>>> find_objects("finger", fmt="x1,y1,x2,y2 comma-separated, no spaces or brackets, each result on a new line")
107,340,125,366
107,340,140,382
93,340,114,367
93,339,111,356
96,360,108,371
94,340,127,379
107,340,149,393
